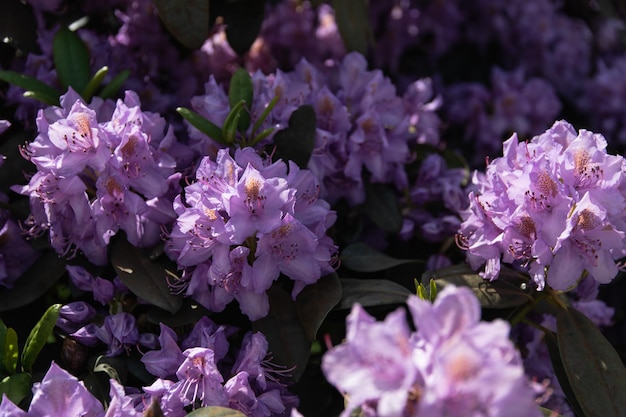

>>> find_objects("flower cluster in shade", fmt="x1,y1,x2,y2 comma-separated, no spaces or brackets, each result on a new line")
13,88,189,265
457,120,626,291
187,52,441,206
164,147,337,320
322,285,541,417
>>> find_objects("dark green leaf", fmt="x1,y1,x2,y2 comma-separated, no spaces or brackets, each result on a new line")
251,96,279,136
222,100,246,144
82,66,108,101
154,0,209,49
273,105,317,169
100,69,130,99
0,70,60,105
177,107,226,145
185,406,246,417
362,183,402,233
252,285,311,382
556,306,626,417
3,328,17,374
340,242,418,272
295,273,342,341
332,0,372,54
111,237,182,314
223,0,265,55
0,250,66,312
0,373,31,406
545,332,586,417
229,68,253,133
21,304,61,372
53,27,91,93
421,264,531,309
337,278,411,310
22,90,60,106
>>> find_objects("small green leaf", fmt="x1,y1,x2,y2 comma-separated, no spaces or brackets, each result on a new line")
53,27,91,93
332,0,372,54
22,304,61,372
251,127,275,146
417,282,429,300
229,68,253,133
0,70,60,105
222,100,246,144
154,0,209,49
177,107,226,145
273,105,317,168
100,69,130,99
251,96,279,136
340,242,417,272
3,328,18,375
362,183,402,233
337,278,411,310
82,66,108,101
185,406,246,417
428,278,438,302
0,373,31,406
557,306,626,417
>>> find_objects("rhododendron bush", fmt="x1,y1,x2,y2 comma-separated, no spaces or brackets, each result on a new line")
1,1,626,416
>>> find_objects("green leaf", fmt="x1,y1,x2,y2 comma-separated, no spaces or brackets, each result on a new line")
111,237,182,314
228,68,253,133
0,373,31,406
332,0,372,54
177,107,226,145
154,0,209,49
100,69,130,99
295,273,342,341
340,242,418,272
251,96,279,136
545,332,586,417
21,304,61,372
337,278,411,310
556,306,626,417
222,100,246,144
0,70,60,105
82,66,108,101
273,105,317,168
0,320,6,374
53,27,91,93
421,264,531,309
185,406,246,417
3,328,18,375
223,0,266,55
362,183,402,233
22,90,60,106
417,282,429,300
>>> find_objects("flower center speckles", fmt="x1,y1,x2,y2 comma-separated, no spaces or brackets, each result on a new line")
204,208,218,221
66,113,95,152
525,172,556,210
105,177,123,196
447,353,479,383
517,216,536,238
120,135,138,158
244,177,266,214
273,224,293,239
536,170,558,197
574,149,603,188
577,209,599,231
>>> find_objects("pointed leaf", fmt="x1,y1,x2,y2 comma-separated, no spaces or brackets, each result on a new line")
0,320,6,374
177,107,226,145
223,0,266,55
111,238,182,314
362,183,402,233
3,328,18,374
154,0,209,49
251,96,279,136
82,66,108,101
337,278,411,310
340,242,418,272
53,27,91,92
21,303,61,372
332,0,372,54
222,100,245,144
556,306,626,417
0,373,31,406
295,273,342,341
100,69,130,99
185,406,246,417
545,332,586,417
273,105,317,168
228,68,253,133
22,90,60,106
0,70,60,105
421,264,531,309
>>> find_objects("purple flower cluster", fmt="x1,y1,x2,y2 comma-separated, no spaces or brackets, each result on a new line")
14,89,185,265
322,285,540,417
165,147,337,320
458,120,626,290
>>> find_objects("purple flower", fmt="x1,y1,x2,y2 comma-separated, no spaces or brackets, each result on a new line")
0,394,27,417
96,313,139,356
57,301,97,333
0,218,40,289
141,323,185,379
105,380,141,417
172,347,228,409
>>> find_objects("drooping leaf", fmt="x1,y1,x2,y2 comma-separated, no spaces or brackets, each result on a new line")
228,68,253,133
3,328,18,374
362,183,403,233
295,273,342,341
421,264,531,309
154,0,209,49
111,237,182,314
21,303,61,372
0,373,31,406
273,105,317,169
82,66,108,101
556,306,626,417
545,332,586,417
337,278,411,310
53,27,91,93
340,242,418,272
185,406,246,417
223,0,266,55
332,0,372,54
252,285,311,382
0,250,66,312
0,70,60,106
100,69,130,99
177,107,226,145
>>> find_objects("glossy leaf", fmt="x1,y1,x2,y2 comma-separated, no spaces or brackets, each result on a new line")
251,96,279,136
556,306,626,417
21,304,61,372
545,332,585,417
362,183,402,233
332,0,372,54
82,66,108,101
3,328,18,374
228,68,253,132
0,373,31,406
273,105,317,169
295,273,342,341
185,406,246,417
0,250,66,312
421,264,531,309
340,242,418,272
337,278,411,310
222,100,246,144
100,69,130,99
177,107,226,145
53,27,91,93
111,237,182,314
154,0,209,49
223,0,265,55
0,70,60,105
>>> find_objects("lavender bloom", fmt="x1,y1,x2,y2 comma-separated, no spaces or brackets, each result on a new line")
56,301,97,334
96,312,139,356
66,265,116,305
105,380,141,417
0,394,28,417
141,323,185,379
